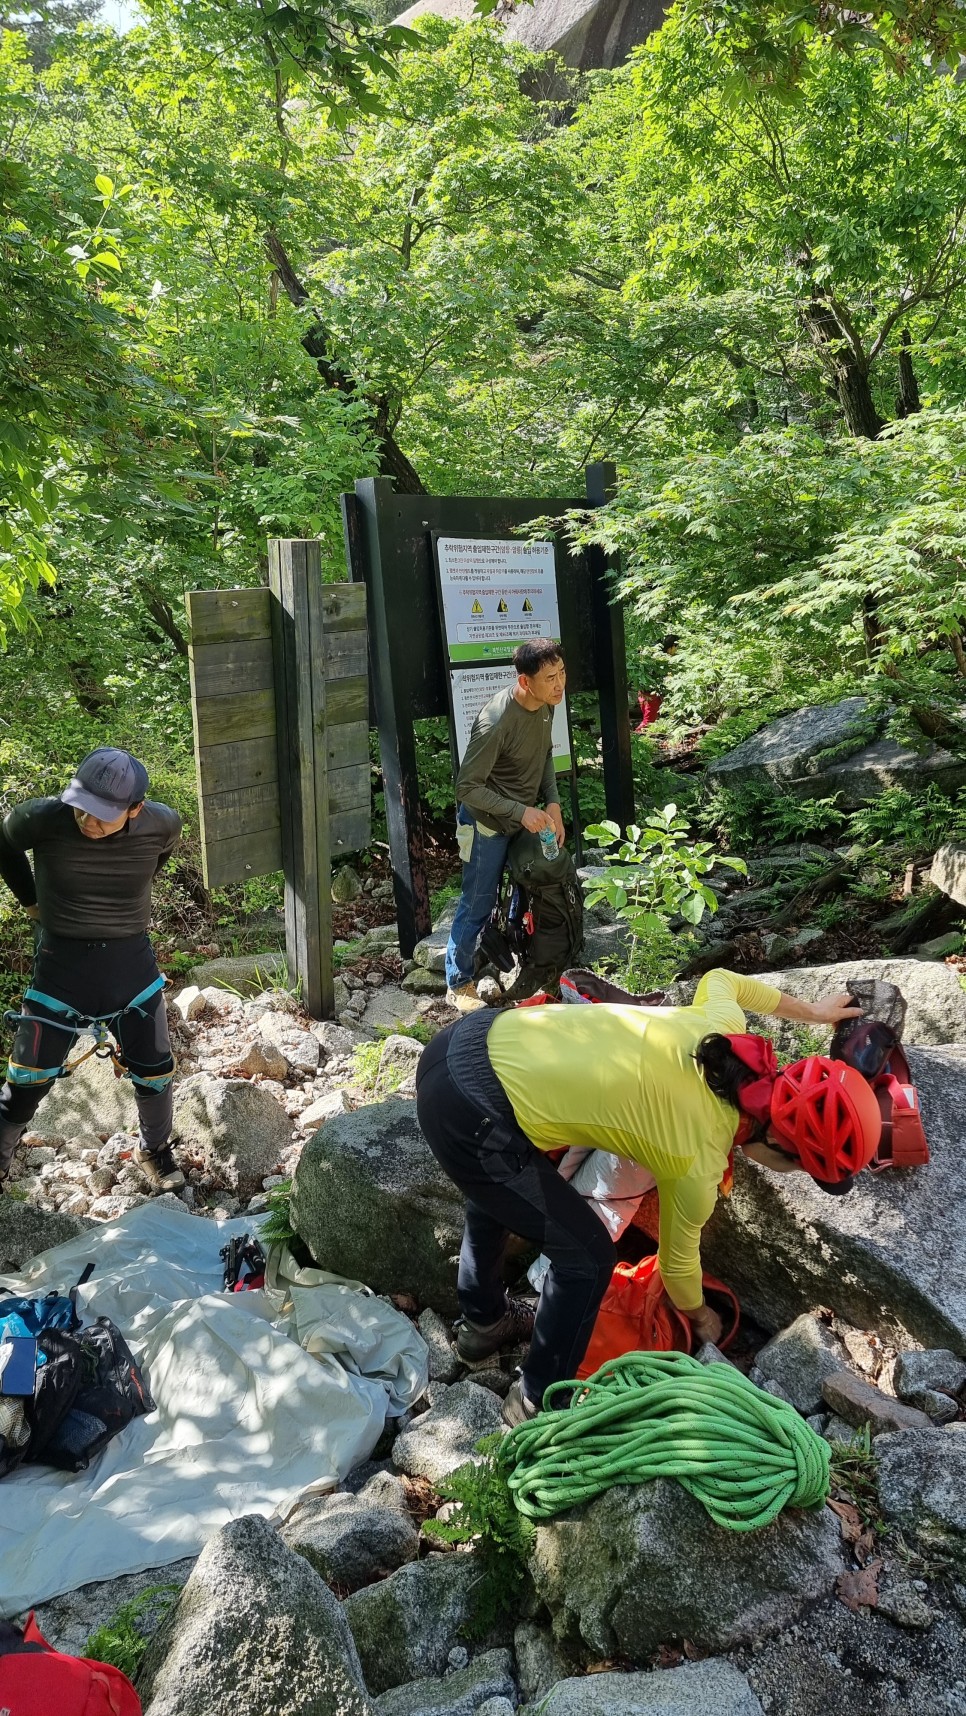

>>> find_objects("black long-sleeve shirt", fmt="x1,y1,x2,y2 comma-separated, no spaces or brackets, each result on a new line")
0,798,181,939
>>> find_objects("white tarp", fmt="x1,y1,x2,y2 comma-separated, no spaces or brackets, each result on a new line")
0,1202,428,1617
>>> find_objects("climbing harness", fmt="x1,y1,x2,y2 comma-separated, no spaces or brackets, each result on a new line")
499,1351,830,1532
3,976,168,1087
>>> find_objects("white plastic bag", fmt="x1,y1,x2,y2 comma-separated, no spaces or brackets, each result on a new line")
528,1147,657,1291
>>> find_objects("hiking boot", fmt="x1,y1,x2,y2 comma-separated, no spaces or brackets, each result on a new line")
456,1296,536,1365
502,1378,540,1427
134,1144,185,1193
445,982,486,1014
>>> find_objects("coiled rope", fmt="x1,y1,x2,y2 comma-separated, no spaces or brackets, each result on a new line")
499,1351,830,1532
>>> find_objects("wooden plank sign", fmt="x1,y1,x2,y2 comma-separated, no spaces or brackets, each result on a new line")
186,551,371,1017
188,588,282,888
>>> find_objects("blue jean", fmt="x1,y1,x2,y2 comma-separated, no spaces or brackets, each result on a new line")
445,807,511,989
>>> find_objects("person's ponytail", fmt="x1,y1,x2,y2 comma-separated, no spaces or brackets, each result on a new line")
695,1033,763,1115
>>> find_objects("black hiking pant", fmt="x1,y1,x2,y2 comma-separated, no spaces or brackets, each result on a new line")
415,1020,616,1406
0,931,174,1179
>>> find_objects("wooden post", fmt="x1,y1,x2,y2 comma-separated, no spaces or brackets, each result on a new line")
352,477,433,958
586,461,635,830
268,540,333,1019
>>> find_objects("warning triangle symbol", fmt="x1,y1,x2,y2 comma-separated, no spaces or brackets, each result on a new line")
471,599,484,616
522,598,533,613
497,598,508,614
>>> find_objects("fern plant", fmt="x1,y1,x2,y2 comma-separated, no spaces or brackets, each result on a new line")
423,1440,534,1636
85,1584,180,1680
259,1177,296,1248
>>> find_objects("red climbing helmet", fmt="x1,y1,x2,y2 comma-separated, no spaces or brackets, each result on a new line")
769,1055,882,1189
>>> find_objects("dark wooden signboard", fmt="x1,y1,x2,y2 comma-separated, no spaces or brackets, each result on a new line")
340,464,632,959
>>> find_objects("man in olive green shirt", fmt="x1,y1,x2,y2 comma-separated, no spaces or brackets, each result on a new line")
445,639,565,1011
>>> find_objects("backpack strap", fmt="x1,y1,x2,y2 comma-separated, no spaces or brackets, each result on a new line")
68,1262,95,1324
869,1071,930,1172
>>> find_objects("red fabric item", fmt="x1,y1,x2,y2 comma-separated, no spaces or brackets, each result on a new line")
868,1052,930,1172
576,1256,740,1380
725,1033,779,1127
635,693,663,731
1,1614,142,1715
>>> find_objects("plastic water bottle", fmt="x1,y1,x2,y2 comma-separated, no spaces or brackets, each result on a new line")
539,825,559,861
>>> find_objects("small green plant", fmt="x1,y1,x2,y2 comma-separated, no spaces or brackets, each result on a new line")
781,1024,828,1063
259,1177,296,1248
583,808,746,975
430,880,461,922
375,1019,435,1046
334,938,368,970
423,1441,534,1635
85,1584,180,1680
591,921,696,994
349,1038,384,1091
828,1423,880,1528
163,949,198,978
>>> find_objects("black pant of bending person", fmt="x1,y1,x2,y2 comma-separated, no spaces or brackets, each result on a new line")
415,1018,616,1419
0,931,175,1185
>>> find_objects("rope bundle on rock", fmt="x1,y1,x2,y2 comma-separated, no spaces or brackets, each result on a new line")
499,1350,830,1532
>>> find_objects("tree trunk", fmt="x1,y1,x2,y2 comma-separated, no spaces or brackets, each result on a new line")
263,228,424,494
895,327,921,418
67,659,115,716
801,297,884,439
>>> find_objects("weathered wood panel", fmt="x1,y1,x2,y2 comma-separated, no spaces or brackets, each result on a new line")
197,780,282,843
324,675,368,727
188,574,370,911
320,583,366,631
187,587,270,646
194,735,279,798
193,688,276,748
201,826,284,889
269,540,334,1018
327,763,370,814
330,807,372,854
323,631,368,680
190,637,275,699
325,720,368,770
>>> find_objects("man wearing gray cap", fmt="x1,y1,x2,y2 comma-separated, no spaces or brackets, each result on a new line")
0,748,185,1193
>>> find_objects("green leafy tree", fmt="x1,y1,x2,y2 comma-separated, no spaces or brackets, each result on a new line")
1,1,102,69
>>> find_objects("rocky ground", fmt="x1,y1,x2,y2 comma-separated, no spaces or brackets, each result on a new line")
4,875,966,1715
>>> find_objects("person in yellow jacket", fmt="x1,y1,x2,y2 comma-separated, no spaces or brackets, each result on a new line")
414,969,875,1425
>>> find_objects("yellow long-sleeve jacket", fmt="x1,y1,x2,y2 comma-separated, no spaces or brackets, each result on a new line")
486,968,783,1310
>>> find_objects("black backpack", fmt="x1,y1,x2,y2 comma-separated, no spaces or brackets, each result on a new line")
491,830,584,978
1,1303,154,1478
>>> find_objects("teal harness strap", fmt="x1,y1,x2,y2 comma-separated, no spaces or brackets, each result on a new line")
5,1062,71,1085
22,972,165,1026
4,975,168,1085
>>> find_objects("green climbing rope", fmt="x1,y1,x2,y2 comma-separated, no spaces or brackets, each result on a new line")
498,1351,830,1533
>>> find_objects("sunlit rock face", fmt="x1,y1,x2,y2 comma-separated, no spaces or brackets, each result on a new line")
392,0,665,72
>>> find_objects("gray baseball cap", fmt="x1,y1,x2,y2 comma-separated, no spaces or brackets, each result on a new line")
62,748,150,821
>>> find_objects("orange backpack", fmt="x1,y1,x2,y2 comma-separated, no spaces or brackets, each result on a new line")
577,1255,740,1379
